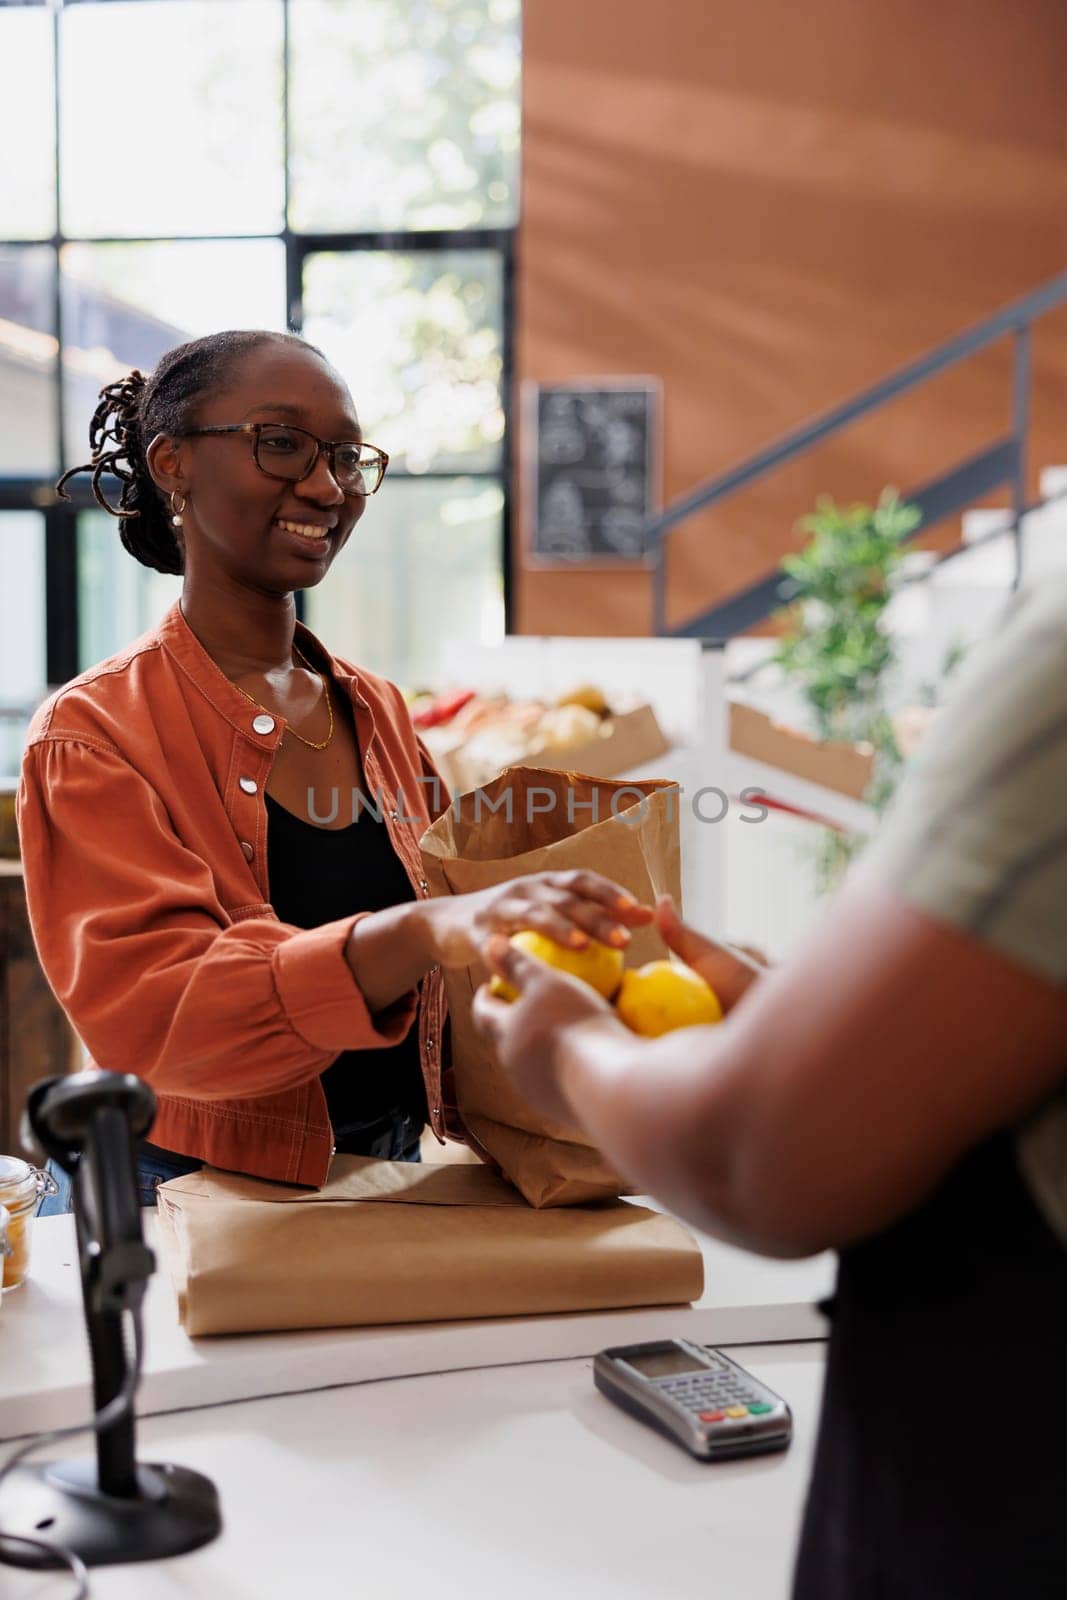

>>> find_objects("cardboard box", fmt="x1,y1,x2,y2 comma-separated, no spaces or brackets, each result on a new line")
445,703,672,794
526,702,671,780
729,701,874,801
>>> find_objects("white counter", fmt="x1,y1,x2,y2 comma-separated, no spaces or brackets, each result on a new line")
1,1212,832,1441
4,1342,826,1600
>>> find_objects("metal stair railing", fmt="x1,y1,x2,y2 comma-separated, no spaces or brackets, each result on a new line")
646,268,1067,642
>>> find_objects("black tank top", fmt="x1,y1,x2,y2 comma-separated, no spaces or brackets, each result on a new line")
265,791,427,1144
792,1128,1067,1598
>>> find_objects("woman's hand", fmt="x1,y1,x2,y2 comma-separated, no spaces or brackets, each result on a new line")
420,870,653,969
654,895,767,1014
472,934,629,1123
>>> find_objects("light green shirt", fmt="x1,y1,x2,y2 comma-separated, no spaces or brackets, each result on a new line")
863,575,1067,1244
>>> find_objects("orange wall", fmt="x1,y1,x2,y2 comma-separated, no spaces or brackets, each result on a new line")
515,0,1067,635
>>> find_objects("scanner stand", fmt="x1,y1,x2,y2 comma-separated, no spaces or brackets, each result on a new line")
0,1077,221,1568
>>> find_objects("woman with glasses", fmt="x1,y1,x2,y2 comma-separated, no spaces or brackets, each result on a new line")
20,329,649,1208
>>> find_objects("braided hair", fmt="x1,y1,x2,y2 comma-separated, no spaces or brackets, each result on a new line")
56,329,323,575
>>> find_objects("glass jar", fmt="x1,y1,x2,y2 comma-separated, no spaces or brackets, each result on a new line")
0,1155,58,1291
0,1204,10,1308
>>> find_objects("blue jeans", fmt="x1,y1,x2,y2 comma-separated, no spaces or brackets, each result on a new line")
37,1116,422,1215
38,1143,203,1215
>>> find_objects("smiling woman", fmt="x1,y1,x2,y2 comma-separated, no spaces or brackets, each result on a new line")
23,330,647,1209
55,332,363,580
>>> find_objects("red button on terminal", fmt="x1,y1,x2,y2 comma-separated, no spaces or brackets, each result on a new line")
699,1410,726,1423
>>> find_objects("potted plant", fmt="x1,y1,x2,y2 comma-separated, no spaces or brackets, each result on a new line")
773,488,922,888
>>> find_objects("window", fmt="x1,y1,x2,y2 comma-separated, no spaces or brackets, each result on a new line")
288,0,520,233
301,249,505,474
77,512,183,674
0,7,54,240
0,0,518,725
60,240,288,471
0,510,47,773
300,244,508,676
0,247,57,478
59,2,285,239
309,478,505,686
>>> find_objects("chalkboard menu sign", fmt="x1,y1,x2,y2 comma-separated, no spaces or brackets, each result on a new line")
527,379,660,562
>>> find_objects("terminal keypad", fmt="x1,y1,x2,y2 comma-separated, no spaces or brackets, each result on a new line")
656,1363,776,1425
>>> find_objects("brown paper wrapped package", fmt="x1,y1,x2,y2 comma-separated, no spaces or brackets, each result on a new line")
155,1156,704,1337
419,766,683,1207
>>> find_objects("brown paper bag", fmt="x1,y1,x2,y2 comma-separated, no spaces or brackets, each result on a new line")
419,766,682,1207
155,1156,704,1336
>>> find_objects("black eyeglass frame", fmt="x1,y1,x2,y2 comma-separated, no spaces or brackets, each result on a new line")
182,422,390,495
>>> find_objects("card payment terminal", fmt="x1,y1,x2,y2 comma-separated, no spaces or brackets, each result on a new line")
594,1339,792,1461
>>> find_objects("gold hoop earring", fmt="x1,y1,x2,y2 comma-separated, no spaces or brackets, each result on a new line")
170,490,187,529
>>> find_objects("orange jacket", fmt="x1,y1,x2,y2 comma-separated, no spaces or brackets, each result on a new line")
17,602,450,1186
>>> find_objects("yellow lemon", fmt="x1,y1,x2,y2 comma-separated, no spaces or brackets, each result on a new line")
488,929,625,1002
614,960,723,1036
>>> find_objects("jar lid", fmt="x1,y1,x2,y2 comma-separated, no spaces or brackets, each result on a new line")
0,1155,40,1207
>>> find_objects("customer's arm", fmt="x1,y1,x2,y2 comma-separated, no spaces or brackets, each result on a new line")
18,736,645,1103
475,877,1067,1257
475,581,1067,1257
17,737,410,1101
345,870,649,1014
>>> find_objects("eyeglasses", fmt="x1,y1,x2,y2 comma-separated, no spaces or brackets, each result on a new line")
182,423,389,496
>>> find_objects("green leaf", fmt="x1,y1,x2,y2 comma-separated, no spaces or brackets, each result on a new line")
774,488,918,820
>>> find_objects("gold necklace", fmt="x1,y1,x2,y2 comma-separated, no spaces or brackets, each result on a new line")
232,641,335,751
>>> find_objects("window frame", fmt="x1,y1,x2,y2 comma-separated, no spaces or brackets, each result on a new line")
0,0,517,687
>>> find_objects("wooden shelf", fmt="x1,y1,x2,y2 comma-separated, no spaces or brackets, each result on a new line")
0,868,81,1152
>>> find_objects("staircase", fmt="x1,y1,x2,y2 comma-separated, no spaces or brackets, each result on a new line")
640,273,1067,957
648,270,1067,647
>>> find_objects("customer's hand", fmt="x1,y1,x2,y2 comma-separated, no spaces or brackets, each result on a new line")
654,895,767,1014
472,934,626,1123
424,871,653,969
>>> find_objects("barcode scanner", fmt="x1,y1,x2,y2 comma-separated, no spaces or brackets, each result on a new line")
0,1069,221,1571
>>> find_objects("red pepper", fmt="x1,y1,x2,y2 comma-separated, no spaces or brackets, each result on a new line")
412,688,477,729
